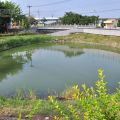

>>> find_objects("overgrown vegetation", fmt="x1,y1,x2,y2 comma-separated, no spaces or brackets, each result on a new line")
49,69,120,120
1,32,120,52
0,32,37,37
56,33,120,48
0,35,54,51
1,32,120,53
0,69,120,119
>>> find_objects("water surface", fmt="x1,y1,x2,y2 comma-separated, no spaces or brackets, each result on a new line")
0,44,120,97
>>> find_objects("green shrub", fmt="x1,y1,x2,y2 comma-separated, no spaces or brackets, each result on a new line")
49,69,120,120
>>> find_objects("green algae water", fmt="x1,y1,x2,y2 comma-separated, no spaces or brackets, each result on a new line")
0,44,120,98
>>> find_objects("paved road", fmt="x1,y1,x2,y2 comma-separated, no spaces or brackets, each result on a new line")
49,28,120,36
49,28,83,36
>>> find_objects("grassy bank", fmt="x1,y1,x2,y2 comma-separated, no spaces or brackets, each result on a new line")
1,33,120,52
0,32,36,37
56,33,120,48
0,69,120,120
0,35,54,52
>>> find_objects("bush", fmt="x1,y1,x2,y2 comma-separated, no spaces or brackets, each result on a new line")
49,69,120,120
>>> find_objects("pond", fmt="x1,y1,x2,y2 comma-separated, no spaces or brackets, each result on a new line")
0,44,120,98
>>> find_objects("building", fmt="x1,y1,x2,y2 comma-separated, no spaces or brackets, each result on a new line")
103,19,118,29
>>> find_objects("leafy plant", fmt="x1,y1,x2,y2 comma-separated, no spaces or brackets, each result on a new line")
48,69,120,120
28,100,42,120
63,85,80,100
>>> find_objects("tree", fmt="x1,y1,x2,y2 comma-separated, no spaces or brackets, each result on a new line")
60,12,99,25
0,1,22,22
21,16,38,29
0,1,38,29
29,16,38,25
117,19,120,27
20,15,30,29
40,17,47,26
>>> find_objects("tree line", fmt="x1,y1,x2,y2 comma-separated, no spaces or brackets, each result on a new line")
0,1,38,32
60,12,99,25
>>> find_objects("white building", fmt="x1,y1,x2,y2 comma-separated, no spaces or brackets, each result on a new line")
103,19,118,29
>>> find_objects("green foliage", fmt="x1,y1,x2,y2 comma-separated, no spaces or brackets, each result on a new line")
96,69,108,98
117,19,120,27
49,69,120,120
18,112,22,120
68,104,80,120
0,35,54,51
0,32,36,37
21,15,30,29
21,16,38,29
0,1,36,30
48,96,70,120
63,85,80,100
28,100,42,120
0,1,21,22
60,12,99,25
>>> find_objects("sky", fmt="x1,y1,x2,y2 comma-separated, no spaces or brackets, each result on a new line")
1,0,120,18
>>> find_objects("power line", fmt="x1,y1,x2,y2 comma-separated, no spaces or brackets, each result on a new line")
25,7,120,18
32,0,72,7
26,0,72,16
81,8,120,14
29,8,120,14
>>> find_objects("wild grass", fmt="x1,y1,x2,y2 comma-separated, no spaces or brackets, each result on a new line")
57,33,120,48
1,32,120,52
0,32,37,37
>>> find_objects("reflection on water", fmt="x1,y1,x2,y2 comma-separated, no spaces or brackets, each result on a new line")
47,45,84,58
0,44,120,97
0,51,32,81
0,45,84,81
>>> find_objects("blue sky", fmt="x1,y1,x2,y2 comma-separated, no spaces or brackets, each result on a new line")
2,0,120,18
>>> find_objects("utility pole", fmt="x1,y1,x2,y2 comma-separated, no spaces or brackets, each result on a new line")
37,10,40,19
27,5,32,17
27,5,32,29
